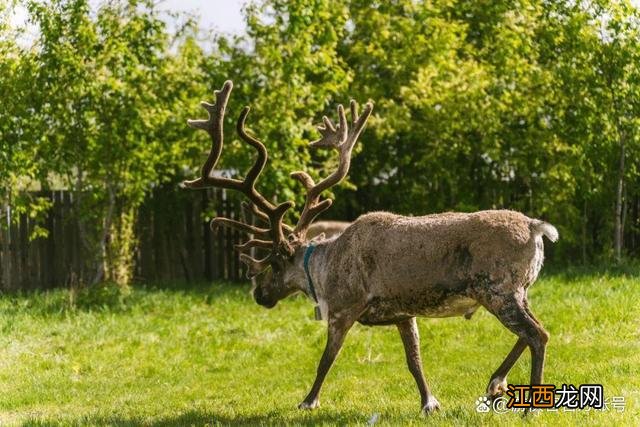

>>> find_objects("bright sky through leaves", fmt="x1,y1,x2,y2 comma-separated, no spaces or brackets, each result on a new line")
9,0,247,38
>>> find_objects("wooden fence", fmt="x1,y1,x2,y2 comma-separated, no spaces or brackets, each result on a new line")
136,188,248,284
0,189,248,291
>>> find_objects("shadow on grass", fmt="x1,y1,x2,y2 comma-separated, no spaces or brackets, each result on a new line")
21,408,374,427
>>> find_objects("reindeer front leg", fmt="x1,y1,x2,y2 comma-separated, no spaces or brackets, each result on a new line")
397,317,441,414
299,315,355,409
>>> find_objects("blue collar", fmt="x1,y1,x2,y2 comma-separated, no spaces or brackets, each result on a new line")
303,244,318,303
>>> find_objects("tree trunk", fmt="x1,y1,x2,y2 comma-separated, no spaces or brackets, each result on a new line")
92,186,116,285
106,206,137,287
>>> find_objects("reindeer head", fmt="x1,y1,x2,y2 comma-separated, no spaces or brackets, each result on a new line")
182,80,372,307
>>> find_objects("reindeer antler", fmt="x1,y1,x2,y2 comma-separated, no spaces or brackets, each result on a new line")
291,99,373,239
182,81,293,277
183,80,372,276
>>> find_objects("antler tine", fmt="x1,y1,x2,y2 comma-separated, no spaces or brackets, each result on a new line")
236,107,294,247
242,201,295,235
292,100,373,237
182,80,296,278
210,217,271,239
310,105,348,148
182,81,241,190
236,107,269,201
234,239,273,252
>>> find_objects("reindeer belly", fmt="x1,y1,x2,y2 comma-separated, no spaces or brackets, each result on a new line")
357,287,480,326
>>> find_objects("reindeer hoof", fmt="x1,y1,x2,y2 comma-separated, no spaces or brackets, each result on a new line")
298,399,320,410
421,396,441,414
486,377,508,399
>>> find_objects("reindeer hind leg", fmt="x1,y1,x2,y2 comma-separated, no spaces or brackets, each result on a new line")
483,294,549,397
486,337,527,398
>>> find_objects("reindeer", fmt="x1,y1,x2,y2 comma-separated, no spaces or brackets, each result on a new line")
182,80,559,414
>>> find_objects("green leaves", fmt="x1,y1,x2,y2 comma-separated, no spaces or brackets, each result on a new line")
2,0,640,274
0,0,212,282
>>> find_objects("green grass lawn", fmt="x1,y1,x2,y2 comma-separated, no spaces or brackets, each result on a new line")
0,270,638,426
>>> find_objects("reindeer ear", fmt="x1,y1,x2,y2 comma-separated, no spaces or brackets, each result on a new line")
310,232,326,242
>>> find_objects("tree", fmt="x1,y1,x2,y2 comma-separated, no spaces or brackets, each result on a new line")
208,0,353,219
6,0,640,287
0,0,51,238
26,0,208,284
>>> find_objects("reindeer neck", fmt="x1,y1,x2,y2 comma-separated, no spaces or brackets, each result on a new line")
291,239,332,303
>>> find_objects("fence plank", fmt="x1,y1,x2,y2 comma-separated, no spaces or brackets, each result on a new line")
53,191,61,286
0,206,11,290
10,210,20,291
202,191,212,281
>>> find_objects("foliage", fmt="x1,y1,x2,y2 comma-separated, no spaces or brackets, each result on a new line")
331,0,640,263
209,0,640,263
0,0,44,228
208,0,353,214
2,0,640,286
68,280,132,311
0,275,638,424
11,0,210,284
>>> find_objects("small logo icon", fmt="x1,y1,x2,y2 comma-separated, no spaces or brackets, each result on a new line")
476,396,491,413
